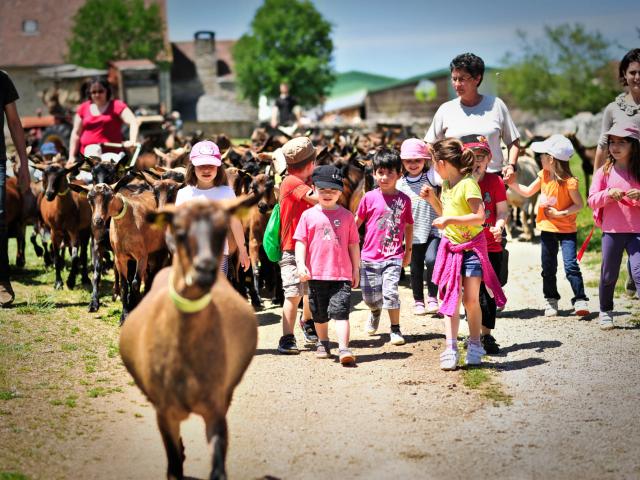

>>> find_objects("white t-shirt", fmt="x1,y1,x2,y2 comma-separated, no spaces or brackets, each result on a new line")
425,95,520,173
175,184,236,255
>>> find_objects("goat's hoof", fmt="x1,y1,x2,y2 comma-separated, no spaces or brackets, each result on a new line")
88,301,99,313
81,276,91,286
16,258,25,269
54,281,63,290
66,279,76,290
33,246,44,257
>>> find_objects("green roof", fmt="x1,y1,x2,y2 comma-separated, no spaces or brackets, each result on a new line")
368,66,498,93
328,71,399,98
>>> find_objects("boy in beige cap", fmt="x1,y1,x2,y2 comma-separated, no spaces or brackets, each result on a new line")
277,137,319,354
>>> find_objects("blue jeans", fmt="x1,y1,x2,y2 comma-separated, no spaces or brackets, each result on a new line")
540,231,588,304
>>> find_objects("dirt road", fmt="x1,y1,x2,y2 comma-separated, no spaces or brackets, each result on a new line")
2,240,639,479
66,241,640,480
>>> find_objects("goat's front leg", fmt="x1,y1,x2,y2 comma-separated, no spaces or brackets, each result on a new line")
207,417,228,480
30,229,43,257
89,236,102,312
66,235,80,290
16,223,26,268
156,410,185,480
51,233,64,290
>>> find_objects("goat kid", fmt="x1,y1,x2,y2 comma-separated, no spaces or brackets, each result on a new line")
120,195,262,480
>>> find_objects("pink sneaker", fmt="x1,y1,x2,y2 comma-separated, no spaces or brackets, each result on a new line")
426,297,439,314
413,301,426,315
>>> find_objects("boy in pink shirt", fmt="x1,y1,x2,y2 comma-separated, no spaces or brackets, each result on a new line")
356,148,414,345
294,165,361,364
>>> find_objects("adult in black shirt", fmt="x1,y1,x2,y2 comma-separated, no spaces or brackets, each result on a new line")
271,83,298,127
1,70,34,306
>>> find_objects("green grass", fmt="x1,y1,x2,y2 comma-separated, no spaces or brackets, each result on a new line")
0,473,30,480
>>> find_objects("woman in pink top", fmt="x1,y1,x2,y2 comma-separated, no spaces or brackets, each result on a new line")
68,77,138,163
587,123,640,329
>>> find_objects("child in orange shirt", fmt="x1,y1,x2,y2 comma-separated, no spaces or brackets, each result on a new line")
507,134,589,317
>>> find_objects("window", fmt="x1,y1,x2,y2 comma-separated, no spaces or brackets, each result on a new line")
22,19,39,35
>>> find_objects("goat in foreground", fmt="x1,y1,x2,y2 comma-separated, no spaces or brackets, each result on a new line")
120,194,262,480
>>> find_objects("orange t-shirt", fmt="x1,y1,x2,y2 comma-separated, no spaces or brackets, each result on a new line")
279,174,312,251
536,170,579,233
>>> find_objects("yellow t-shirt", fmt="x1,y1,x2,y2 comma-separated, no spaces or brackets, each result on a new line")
536,170,579,233
441,175,484,244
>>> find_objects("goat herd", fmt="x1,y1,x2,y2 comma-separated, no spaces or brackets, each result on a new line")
5,124,597,479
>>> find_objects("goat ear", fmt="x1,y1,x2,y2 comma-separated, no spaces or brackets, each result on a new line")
69,183,91,194
111,171,136,192
146,208,175,228
65,157,84,173
154,148,170,161
80,153,99,167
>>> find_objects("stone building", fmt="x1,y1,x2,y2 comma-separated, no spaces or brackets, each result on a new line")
170,31,257,129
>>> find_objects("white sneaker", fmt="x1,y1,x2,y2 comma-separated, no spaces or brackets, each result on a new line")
426,297,439,314
465,342,486,366
366,312,380,335
413,301,427,316
390,331,405,345
599,311,614,330
440,348,459,370
574,299,590,317
544,298,558,317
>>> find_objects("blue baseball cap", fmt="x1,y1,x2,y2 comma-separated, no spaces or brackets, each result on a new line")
41,142,58,156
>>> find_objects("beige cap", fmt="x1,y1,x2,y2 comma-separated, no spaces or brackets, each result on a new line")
282,137,316,167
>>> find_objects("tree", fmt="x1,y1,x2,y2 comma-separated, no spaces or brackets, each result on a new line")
67,0,164,69
233,0,335,107
499,24,619,117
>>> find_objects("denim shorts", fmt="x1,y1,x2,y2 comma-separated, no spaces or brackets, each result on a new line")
462,250,482,277
308,280,351,323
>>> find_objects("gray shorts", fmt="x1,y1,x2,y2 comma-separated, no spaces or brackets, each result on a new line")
360,259,402,310
279,250,309,298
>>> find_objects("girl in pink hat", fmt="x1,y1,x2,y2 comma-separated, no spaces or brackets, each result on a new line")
588,123,640,329
175,140,250,276
396,138,443,316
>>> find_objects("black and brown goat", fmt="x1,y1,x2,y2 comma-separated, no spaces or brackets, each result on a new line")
33,161,91,290
120,194,262,480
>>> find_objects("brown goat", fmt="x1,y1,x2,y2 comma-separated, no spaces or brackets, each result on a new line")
71,177,167,323
33,162,91,290
120,196,259,480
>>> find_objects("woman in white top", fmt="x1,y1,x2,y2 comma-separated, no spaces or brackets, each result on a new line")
425,53,520,182
175,140,250,276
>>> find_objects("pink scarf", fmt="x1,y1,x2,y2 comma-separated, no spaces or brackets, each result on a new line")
432,234,507,316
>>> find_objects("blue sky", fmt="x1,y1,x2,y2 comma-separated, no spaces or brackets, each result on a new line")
167,0,639,78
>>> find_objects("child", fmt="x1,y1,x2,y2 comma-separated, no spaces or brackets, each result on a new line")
175,140,250,277
463,134,509,354
277,137,319,354
426,138,506,370
356,148,414,345
506,134,589,317
396,138,442,315
587,123,640,330
294,165,360,364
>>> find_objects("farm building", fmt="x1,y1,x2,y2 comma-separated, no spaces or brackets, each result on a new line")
321,67,499,125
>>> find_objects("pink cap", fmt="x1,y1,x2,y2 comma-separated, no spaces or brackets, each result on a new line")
400,138,430,160
190,140,222,167
605,122,640,141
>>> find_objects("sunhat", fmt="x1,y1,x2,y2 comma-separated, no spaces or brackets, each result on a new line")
530,134,574,162
282,137,316,167
604,123,640,141
400,138,430,160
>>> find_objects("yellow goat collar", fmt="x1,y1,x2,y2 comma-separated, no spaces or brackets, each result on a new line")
112,194,128,220
57,187,70,196
168,272,212,313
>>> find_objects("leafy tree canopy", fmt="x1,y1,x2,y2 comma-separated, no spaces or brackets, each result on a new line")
233,0,335,107
67,0,164,69
499,24,619,117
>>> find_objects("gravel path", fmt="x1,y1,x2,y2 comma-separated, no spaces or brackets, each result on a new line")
72,241,640,479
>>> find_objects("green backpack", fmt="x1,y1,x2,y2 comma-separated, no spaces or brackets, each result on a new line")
263,203,282,262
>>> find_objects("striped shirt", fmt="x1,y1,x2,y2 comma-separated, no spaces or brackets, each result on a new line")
396,171,441,244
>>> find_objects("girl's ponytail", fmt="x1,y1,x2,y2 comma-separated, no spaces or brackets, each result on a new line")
432,138,475,175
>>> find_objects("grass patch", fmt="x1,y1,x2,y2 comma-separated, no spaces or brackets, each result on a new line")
461,367,491,389
107,341,119,359
14,293,56,315
87,387,108,398
0,389,20,401
0,473,30,480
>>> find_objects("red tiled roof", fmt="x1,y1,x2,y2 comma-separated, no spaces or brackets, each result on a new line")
110,59,157,70
0,0,171,68
172,39,236,73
